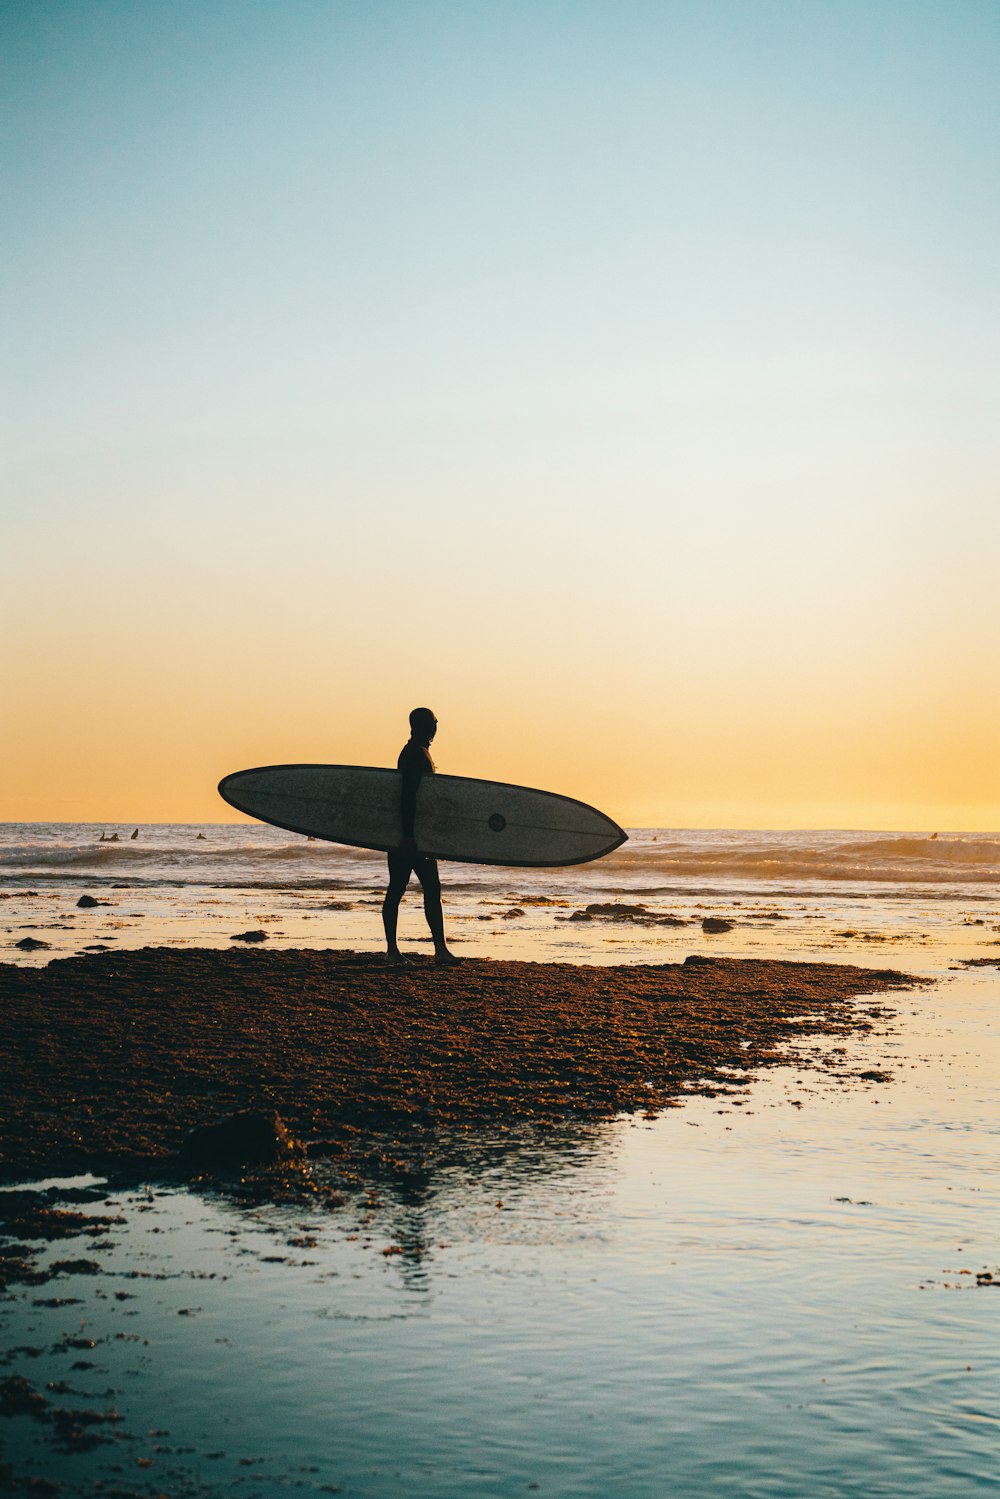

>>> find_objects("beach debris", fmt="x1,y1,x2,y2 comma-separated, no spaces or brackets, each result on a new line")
231,929,269,942
76,895,109,908
177,1108,303,1170
14,937,51,950
702,917,734,934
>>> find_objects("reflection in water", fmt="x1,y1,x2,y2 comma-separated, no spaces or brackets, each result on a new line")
318,1117,616,1294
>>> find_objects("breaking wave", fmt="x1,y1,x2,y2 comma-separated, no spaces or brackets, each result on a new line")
0,835,379,889
1,827,996,889
603,834,1000,885
0,840,365,867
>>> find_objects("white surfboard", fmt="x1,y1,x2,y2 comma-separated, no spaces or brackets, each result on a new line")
218,764,627,868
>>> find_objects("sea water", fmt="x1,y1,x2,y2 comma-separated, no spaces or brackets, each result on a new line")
1,826,999,1496
2,823,998,967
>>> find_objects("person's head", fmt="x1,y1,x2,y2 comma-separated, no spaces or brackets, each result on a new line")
409,706,437,745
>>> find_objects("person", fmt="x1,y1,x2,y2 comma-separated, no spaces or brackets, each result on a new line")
382,707,460,966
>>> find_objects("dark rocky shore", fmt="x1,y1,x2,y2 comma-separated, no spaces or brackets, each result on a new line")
0,948,923,1191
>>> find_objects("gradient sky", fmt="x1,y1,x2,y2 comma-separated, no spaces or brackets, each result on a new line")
3,0,998,828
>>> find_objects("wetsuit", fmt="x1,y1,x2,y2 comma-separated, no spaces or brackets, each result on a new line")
386,737,441,904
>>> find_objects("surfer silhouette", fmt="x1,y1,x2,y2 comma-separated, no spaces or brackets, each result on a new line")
382,707,461,966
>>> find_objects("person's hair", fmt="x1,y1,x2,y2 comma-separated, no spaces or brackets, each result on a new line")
409,706,436,732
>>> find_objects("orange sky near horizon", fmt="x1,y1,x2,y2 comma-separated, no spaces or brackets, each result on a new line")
4,562,998,829
3,2,998,832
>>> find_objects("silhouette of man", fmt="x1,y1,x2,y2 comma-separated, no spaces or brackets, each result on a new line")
382,707,460,966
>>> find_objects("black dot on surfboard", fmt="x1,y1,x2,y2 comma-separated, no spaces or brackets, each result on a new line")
488,813,506,833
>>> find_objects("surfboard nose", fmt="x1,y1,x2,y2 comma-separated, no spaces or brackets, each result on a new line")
606,821,629,854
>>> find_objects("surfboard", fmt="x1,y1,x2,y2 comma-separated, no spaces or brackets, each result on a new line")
218,764,627,868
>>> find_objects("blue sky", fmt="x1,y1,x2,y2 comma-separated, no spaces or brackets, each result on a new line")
3,1,998,824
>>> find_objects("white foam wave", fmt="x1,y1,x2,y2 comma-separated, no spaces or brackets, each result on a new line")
0,829,996,889
604,835,1000,884
0,841,362,870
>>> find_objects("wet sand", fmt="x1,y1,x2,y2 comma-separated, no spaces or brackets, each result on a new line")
0,948,923,1189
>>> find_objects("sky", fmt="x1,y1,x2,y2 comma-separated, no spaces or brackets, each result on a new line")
2,0,998,829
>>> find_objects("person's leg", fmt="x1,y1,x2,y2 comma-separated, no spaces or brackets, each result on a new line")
413,857,460,964
382,851,413,962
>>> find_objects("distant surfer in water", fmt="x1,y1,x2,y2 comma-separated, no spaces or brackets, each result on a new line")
383,707,461,966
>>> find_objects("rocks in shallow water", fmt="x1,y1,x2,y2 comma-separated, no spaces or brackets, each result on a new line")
565,903,687,927
76,895,108,908
702,917,734,934
0,1371,121,1452
587,902,648,919
15,937,51,951
231,929,268,943
177,1109,302,1169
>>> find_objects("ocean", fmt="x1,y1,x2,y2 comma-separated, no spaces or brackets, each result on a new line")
3,822,999,968
2,824,999,1496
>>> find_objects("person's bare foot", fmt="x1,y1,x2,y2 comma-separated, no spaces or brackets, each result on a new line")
387,950,413,967
434,950,463,967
